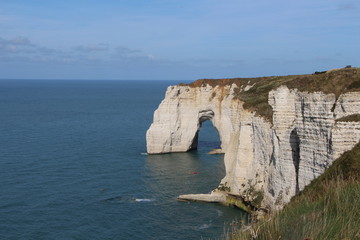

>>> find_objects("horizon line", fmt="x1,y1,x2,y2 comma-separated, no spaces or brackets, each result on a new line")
0,78,194,82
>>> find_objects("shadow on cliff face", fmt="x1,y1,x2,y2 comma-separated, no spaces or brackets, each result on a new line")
290,129,300,194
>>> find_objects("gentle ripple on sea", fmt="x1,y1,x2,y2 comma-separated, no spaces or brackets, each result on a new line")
0,80,248,240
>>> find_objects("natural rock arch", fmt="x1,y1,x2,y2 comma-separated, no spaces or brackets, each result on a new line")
190,110,223,152
146,84,242,154
190,110,216,150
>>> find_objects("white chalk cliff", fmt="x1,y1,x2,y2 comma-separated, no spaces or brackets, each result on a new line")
146,74,360,211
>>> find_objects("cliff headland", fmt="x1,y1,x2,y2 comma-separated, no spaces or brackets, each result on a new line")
146,67,360,212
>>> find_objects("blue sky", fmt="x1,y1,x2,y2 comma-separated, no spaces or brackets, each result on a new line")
0,0,359,80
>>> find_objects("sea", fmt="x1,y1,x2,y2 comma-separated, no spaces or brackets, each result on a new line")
0,80,248,240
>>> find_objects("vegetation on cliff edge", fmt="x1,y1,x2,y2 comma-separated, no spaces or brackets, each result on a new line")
224,142,360,240
181,67,360,122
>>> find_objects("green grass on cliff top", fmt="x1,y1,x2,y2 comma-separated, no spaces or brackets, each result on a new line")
182,67,360,122
226,142,360,240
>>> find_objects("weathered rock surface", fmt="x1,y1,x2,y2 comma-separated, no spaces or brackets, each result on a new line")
208,149,224,155
178,191,226,203
146,81,360,211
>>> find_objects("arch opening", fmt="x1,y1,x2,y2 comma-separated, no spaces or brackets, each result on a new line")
191,118,221,153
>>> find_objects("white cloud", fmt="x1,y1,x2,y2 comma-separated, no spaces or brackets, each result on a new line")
114,46,140,56
0,36,33,53
75,43,109,52
0,36,152,64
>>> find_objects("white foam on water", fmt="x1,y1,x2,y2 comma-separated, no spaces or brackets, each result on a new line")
140,153,148,156
135,198,154,202
198,223,212,230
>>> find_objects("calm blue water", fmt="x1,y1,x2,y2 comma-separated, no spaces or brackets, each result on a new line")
0,80,247,240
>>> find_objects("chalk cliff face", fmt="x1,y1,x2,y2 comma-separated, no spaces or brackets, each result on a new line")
146,83,243,154
146,76,360,211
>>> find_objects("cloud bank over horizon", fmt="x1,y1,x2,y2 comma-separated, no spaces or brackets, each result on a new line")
0,0,359,80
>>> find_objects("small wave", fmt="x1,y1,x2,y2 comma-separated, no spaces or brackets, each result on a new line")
216,209,223,217
140,153,148,156
198,223,212,230
135,198,154,202
101,196,155,203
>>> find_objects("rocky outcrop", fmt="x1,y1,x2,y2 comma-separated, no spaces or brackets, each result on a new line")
146,76,360,211
146,83,243,154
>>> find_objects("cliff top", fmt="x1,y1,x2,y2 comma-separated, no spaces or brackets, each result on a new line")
180,67,360,122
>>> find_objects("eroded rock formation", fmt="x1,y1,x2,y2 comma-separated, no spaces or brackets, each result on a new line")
146,70,360,211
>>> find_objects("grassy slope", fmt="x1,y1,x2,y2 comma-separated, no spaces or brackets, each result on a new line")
182,67,360,122
227,142,360,240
